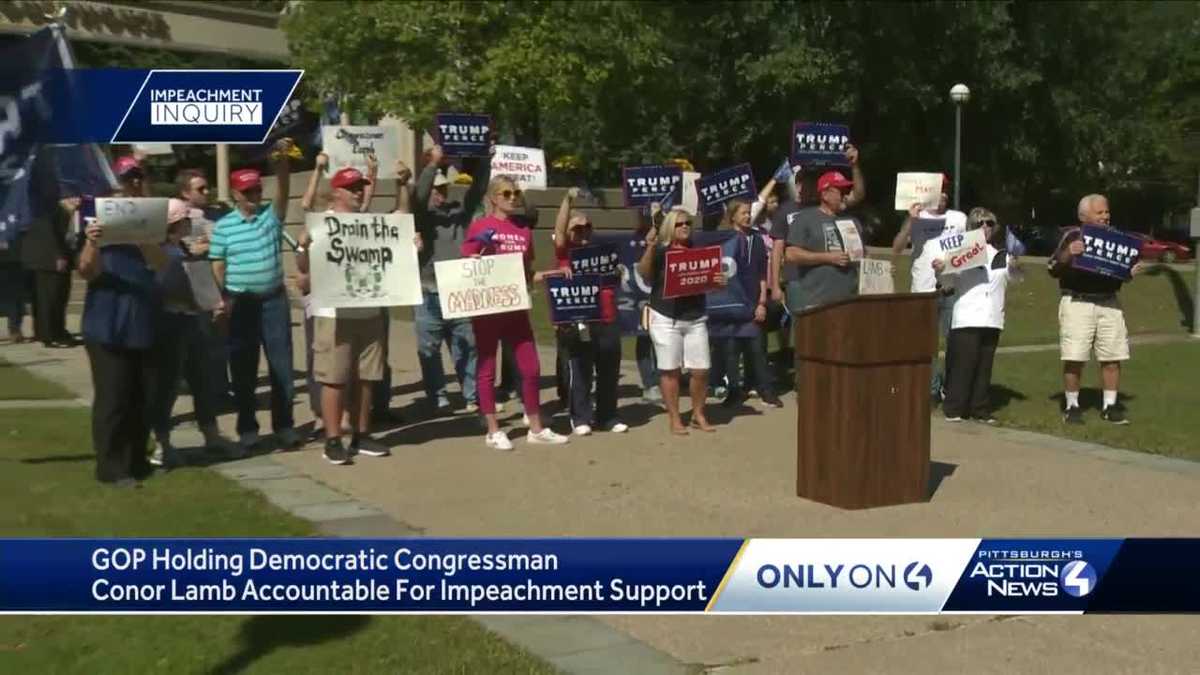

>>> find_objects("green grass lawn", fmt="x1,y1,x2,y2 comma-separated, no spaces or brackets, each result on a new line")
0,356,76,400
0,408,553,675
985,341,1200,460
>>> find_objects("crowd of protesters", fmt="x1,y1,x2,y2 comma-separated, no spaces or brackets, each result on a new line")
0,137,1146,487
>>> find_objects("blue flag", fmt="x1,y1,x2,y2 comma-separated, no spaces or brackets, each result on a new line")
0,28,60,243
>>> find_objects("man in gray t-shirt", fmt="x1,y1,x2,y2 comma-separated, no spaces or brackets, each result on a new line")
769,171,861,311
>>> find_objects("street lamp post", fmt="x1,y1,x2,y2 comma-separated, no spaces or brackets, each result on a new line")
950,83,971,211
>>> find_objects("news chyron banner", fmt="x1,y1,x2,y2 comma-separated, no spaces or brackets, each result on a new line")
29,68,303,144
0,539,1197,614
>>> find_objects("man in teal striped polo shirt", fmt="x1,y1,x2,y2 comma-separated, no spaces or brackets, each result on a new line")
210,147,300,453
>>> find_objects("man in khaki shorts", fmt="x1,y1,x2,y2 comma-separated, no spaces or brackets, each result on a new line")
1048,193,1143,425
297,167,417,464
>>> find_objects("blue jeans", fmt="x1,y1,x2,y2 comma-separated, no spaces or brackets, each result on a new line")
414,291,476,404
228,289,295,435
150,312,220,438
635,334,658,390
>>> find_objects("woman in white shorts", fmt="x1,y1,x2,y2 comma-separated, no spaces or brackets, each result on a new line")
637,207,726,435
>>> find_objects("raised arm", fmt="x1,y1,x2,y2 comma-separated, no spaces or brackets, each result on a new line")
636,226,658,282
360,153,379,212
77,221,104,281
393,161,412,214
412,149,440,215
892,203,920,255
461,145,494,221
554,187,579,247
300,152,328,212
270,139,292,222
844,144,865,209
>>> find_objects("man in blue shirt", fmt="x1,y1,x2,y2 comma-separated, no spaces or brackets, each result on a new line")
210,144,298,452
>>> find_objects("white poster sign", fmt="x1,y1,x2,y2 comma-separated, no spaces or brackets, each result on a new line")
858,258,895,295
894,172,944,211
322,125,401,179
306,212,422,309
937,228,989,274
95,197,168,246
490,145,547,190
434,252,531,319
134,143,173,155
835,219,864,261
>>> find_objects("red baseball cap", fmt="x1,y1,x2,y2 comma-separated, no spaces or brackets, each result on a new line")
230,169,261,192
817,171,853,193
331,167,371,190
112,156,141,177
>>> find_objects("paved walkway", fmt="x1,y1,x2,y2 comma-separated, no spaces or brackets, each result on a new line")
4,311,1199,674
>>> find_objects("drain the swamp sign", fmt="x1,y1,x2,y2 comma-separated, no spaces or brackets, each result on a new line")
306,212,422,309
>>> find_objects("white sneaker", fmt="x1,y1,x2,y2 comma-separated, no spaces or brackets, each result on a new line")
495,401,506,412
464,402,480,414
149,438,171,467
522,413,531,427
604,421,629,433
485,431,514,451
573,424,593,437
527,428,569,445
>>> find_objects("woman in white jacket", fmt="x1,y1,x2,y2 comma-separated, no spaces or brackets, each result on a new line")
932,208,1015,423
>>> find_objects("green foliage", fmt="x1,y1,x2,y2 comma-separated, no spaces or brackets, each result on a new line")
284,1,1200,231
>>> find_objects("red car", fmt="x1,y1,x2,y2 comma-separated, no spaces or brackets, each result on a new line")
1138,237,1192,263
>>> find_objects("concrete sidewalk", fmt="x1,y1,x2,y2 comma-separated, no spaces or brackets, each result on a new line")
5,311,1200,674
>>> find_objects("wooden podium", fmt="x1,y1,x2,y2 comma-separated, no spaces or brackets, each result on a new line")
791,293,938,509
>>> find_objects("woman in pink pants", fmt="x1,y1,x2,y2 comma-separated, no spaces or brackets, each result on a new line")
461,176,569,450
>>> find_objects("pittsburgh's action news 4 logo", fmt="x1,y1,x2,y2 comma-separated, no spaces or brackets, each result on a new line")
941,539,1121,613
111,70,303,144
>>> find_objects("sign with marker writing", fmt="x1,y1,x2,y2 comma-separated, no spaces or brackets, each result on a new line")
306,212,422,308
790,122,850,167
937,228,988,274
622,165,683,208
435,113,492,156
696,163,756,214
859,258,895,295
321,125,401,178
835,219,864,261
1073,226,1141,280
491,145,547,190
95,197,168,246
662,245,722,299
546,274,604,323
435,252,531,319
894,172,943,211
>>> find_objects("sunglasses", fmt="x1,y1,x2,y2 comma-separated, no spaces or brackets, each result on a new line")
676,219,693,227
978,219,996,226
497,189,524,200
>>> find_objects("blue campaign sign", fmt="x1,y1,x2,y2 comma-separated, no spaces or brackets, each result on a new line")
790,121,850,167
110,70,304,144
568,242,620,278
696,163,757,215
592,231,651,335
622,164,683,207
435,112,492,156
1073,226,1142,280
547,274,605,324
